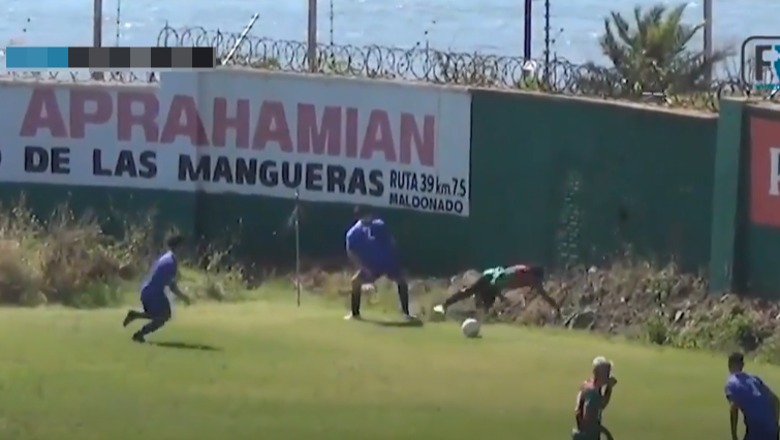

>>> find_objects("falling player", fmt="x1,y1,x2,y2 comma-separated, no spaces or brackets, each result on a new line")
433,264,559,316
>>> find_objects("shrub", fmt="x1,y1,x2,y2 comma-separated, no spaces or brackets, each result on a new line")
0,199,158,307
645,313,671,345
0,239,42,305
0,199,254,308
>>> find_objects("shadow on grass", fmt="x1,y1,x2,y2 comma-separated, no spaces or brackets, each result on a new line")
361,317,424,328
148,341,223,352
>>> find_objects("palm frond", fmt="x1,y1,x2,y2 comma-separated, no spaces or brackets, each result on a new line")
594,2,729,96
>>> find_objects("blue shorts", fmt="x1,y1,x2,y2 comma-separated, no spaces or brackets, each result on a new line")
358,262,403,283
141,293,171,319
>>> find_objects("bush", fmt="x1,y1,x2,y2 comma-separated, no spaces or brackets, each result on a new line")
0,239,42,305
645,313,671,345
0,199,158,307
0,199,254,308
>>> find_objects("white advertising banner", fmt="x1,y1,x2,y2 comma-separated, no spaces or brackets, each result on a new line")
0,70,471,216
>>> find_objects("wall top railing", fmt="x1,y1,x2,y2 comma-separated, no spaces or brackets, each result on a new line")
2,24,773,112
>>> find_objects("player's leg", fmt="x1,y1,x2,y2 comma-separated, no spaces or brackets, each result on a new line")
122,307,151,327
474,286,499,315
434,275,491,313
132,296,171,342
571,428,602,440
521,266,560,314
347,268,378,320
385,265,413,319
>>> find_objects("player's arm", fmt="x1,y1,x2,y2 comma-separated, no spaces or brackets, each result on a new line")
496,286,510,304
374,219,399,250
758,377,780,421
170,281,190,303
725,386,739,440
729,401,739,440
168,264,191,304
580,388,600,430
345,231,367,270
601,385,613,409
490,271,510,302
601,380,615,408
770,387,780,422
574,390,585,429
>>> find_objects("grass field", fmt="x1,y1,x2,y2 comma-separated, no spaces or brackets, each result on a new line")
1,293,778,440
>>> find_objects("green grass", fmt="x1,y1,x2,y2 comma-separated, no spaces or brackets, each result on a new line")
0,292,777,440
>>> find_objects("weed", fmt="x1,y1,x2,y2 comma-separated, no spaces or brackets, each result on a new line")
645,312,672,345
0,198,245,308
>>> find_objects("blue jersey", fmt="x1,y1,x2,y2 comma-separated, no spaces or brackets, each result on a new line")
140,251,177,299
345,219,396,269
726,372,777,432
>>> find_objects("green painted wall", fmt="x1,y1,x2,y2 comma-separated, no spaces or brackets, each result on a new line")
0,184,197,239
469,90,718,271
193,194,472,274
708,99,745,294
2,91,725,279
0,185,472,275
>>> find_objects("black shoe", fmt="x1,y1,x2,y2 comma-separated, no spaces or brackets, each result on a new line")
344,312,362,321
123,311,137,327
131,332,146,343
402,313,419,322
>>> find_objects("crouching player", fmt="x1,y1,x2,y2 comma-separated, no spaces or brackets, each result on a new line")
432,264,559,316
345,206,415,321
122,235,191,343
572,356,617,440
725,352,780,440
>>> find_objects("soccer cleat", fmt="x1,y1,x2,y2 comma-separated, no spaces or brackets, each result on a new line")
122,311,136,327
344,313,362,321
402,313,418,320
433,305,445,314
131,332,146,343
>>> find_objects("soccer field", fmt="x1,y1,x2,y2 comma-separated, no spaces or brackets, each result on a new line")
0,299,777,440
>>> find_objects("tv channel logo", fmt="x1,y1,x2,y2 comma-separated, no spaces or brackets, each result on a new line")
742,36,780,91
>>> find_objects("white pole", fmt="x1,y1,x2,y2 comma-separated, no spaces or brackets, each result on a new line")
294,190,302,307
221,13,260,65
703,0,712,83
307,0,318,72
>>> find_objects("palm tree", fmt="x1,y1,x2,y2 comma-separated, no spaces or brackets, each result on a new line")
582,3,729,96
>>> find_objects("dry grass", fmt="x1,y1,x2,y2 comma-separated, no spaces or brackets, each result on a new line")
0,197,249,308
0,199,154,307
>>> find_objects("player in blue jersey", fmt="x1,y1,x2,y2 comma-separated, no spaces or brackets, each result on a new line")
725,352,780,440
122,235,191,343
345,206,415,321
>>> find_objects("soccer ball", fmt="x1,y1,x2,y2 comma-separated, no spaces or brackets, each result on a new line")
461,318,481,338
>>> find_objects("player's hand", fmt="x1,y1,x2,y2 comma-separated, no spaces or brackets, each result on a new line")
607,377,618,388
